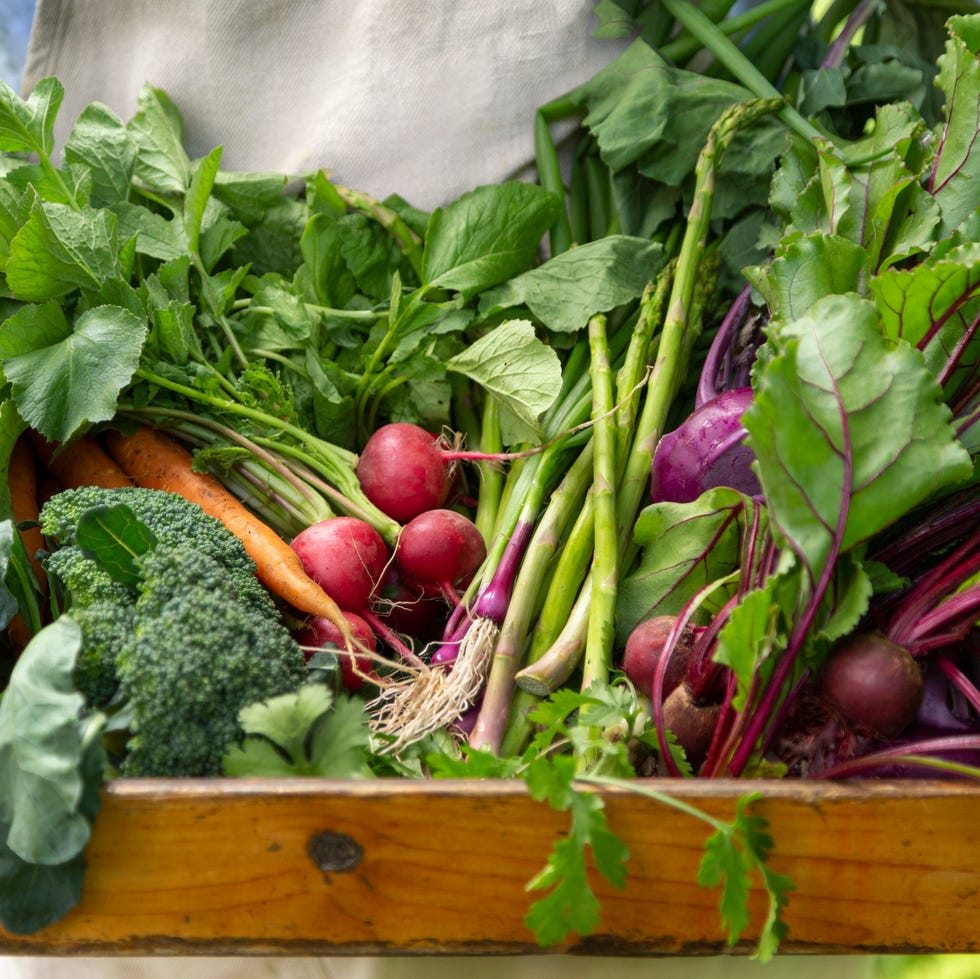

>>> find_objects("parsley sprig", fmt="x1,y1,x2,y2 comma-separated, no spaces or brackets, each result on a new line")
428,682,793,958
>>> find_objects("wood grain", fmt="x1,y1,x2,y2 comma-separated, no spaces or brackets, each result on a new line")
3,778,980,956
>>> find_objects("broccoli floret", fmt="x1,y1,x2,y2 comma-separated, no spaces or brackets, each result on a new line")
40,485,276,617
44,548,132,609
117,545,307,777
68,600,136,709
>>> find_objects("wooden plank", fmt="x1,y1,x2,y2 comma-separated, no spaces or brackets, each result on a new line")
2,778,980,955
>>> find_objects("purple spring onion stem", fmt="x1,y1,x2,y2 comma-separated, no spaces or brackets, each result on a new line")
428,519,535,667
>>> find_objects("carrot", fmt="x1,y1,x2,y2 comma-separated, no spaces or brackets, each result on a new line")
9,435,47,590
103,425,357,649
29,431,135,490
7,435,47,650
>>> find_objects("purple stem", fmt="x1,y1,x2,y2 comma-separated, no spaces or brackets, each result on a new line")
696,284,753,408
428,519,534,667
821,0,877,70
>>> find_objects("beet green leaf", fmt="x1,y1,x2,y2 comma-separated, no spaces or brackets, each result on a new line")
743,293,973,581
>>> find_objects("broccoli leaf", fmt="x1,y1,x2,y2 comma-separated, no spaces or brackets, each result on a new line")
223,683,373,778
446,319,563,445
75,503,158,590
0,840,86,936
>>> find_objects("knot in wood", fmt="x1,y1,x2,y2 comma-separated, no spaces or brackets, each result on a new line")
307,831,363,873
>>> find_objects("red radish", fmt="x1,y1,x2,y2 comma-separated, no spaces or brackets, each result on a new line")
395,509,487,605
622,615,698,699
372,563,447,640
290,517,389,612
356,423,455,523
299,611,379,690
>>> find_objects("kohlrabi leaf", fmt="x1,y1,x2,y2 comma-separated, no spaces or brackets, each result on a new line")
478,236,664,333
616,488,754,643
743,293,974,579
0,300,147,443
0,76,62,158
63,102,138,207
422,182,561,301
930,15,980,236
5,199,122,302
571,38,748,182
446,319,563,445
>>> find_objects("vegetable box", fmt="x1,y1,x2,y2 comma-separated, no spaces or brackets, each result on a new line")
3,777,980,956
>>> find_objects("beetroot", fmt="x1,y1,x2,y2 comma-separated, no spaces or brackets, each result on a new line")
356,423,454,523
622,615,696,699
661,684,721,772
290,516,390,612
817,632,924,739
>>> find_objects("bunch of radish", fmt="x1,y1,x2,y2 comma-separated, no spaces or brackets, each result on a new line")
291,422,487,690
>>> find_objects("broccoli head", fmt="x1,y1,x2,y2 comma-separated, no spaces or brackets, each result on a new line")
68,600,136,710
118,545,307,777
40,485,276,618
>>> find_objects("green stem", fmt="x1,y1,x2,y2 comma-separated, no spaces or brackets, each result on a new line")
658,0,826,146
469,440,596,752
133,365,402,542
661,0,813,66
581,314,619,692
535,110,573,257
474,396,505,545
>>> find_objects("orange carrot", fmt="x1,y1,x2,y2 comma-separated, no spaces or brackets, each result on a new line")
103,425,356,648
30,431,135,490
9,435,47,591
7,435,47,650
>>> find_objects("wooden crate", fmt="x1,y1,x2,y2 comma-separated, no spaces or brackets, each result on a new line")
2,777,980,956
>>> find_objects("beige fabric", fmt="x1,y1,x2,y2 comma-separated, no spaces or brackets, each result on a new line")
21,0,620,209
